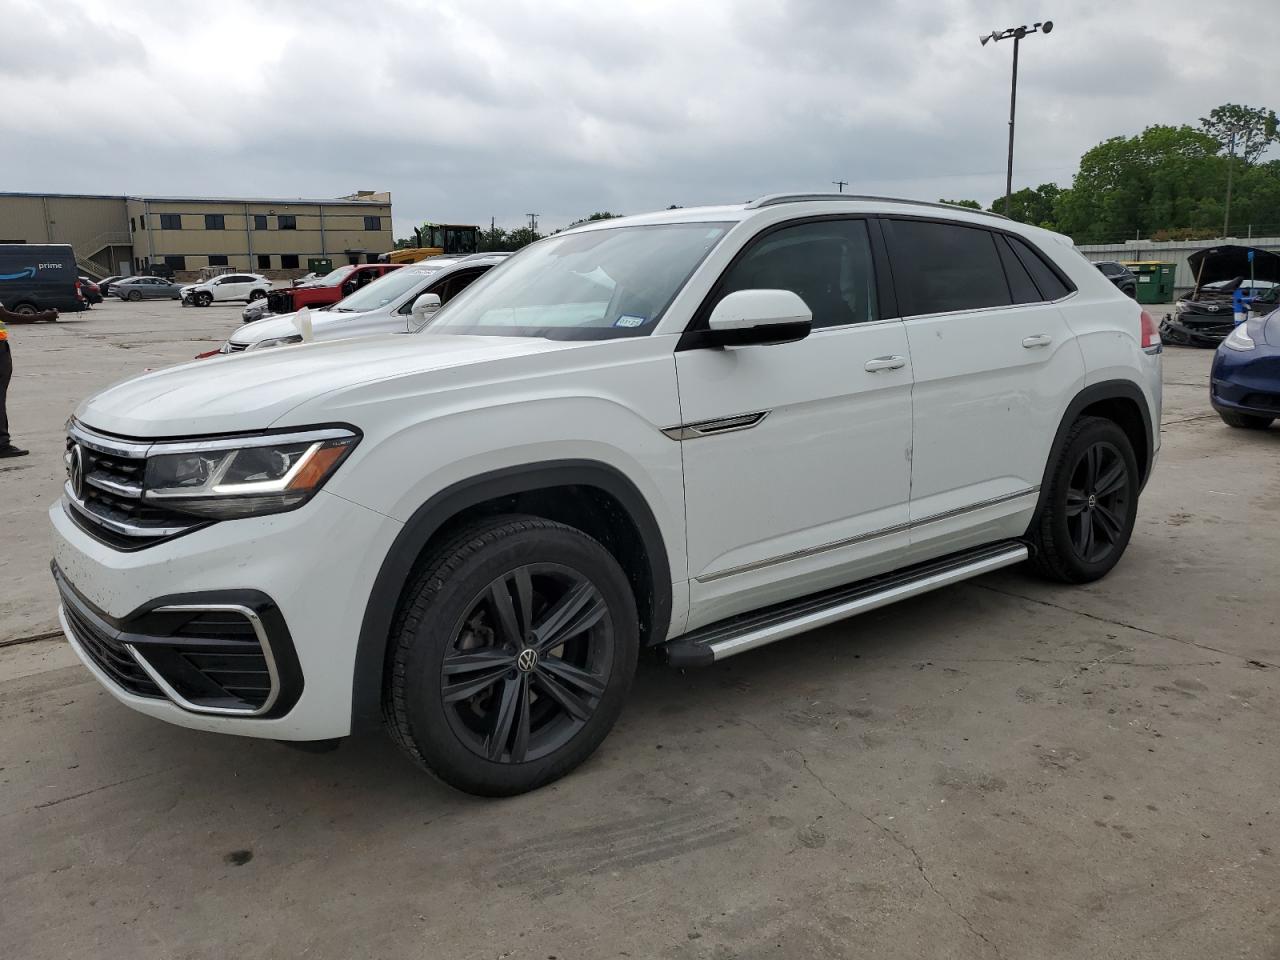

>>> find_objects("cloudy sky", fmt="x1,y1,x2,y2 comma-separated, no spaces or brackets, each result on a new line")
3,0,1277,236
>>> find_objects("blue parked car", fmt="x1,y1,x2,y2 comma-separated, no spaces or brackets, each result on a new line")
1211,309,1280,430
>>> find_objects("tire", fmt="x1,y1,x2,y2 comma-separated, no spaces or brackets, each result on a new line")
1028,416,1139,584
12,303,37,317
248,289,266,301
195,292,212,307
127,290,142,302
1219,410,1274,430
385,515,638,796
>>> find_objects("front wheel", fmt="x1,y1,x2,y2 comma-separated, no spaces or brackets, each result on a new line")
12,303,37,316
195,292,212,307
385,516,638,796
1028,416,1139,583
1219,410,1273,430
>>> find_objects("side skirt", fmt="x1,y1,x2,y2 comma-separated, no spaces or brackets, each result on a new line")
662,540,1029,667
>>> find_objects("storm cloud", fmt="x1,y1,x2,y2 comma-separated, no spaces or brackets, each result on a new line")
2,0,1276,235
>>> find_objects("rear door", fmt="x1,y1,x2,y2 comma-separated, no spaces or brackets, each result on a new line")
881,218,1084,554
675,217,914,629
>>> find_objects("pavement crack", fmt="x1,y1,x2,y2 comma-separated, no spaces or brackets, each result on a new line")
973,583,1278,670
34,771,163,809
739,716,1004,959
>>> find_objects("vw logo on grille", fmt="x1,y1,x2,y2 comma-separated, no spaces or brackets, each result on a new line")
516,647,539,672
67,443,86,502
1207,305,1219,312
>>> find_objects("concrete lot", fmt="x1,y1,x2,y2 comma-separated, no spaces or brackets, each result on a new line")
2,300,1277,959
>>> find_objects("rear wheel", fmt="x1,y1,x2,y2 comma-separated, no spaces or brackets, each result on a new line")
385,516,638,796
248,289,266,301
127,290,142,302
1029,416,1139,583
1219,410,1274,430
12,303,37,316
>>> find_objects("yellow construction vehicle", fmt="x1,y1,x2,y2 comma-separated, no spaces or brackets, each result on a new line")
384,223,481,263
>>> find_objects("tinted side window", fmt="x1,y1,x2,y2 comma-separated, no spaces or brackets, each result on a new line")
995,235,1041,304
714,219,878,329
1008,235,1071,300
884,220,1010,315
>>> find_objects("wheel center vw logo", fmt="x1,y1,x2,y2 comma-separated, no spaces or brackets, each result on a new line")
516,647,539,672
68,443,85,501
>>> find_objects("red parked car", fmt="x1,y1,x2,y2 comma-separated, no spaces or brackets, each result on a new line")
264,263,403,315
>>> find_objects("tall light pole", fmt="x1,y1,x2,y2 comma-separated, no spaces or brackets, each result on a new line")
981,20,1053,216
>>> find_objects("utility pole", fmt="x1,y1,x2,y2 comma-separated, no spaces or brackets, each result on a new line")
1223,129,1237,237
526,213,539,234
981,20,1054,216
832,180,848,193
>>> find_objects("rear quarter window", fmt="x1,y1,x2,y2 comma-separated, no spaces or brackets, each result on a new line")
883,219,1011,316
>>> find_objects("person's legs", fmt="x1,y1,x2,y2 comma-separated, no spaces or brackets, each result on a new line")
0,339,12,449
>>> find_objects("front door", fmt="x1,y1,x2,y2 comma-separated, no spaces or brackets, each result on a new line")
675,217,914,630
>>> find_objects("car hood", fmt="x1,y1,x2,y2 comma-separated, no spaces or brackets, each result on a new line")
230,308,377,345
76,334,583,437
1187,244,1280,295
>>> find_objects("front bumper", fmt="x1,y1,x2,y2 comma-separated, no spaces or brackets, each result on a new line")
1210,346,1280,418
50,489,403,740
1161,313,1234,347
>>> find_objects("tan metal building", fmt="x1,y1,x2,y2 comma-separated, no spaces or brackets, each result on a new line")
0,191,394,280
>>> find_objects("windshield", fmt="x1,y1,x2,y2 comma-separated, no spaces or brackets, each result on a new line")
333,267,440,312
317,266,356,287
419,222,730,340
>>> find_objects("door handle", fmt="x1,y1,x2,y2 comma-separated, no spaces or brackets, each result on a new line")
1022,334,1052,348
863,355,906,373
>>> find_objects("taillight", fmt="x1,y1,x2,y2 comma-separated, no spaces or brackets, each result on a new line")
1139,310,1160,349
75,279,84,300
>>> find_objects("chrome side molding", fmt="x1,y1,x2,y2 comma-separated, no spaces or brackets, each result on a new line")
662,410,769,441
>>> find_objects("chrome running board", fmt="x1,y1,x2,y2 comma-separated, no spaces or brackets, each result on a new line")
664,540,1029,667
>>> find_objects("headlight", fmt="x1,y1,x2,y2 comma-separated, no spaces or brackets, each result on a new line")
142,427,359,519
1175,301,1189,314
1223,322,1256,352
250,334,304,350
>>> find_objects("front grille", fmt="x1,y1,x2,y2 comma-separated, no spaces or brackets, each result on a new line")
60,593,163,699
65,424,203,550
1241,392,1280,412
226,341,249,353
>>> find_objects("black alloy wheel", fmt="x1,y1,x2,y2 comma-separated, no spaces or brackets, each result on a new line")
385,515,639,796
195,292,213,307
249,289,266,301
1028,415,1139,583
1064,440,1130,564
441,563,612,765
127,290,142,301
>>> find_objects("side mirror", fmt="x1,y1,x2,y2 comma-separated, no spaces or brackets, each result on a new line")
699,289,812,348
407,292,442,332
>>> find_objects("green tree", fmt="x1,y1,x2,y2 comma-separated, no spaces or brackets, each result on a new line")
1199,103,1279,166
1055,125,1224,243
939,198,982,209
503,226,542,249
987,183,1062,228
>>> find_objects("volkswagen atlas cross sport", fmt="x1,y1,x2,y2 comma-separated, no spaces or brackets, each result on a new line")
52,194,1163,796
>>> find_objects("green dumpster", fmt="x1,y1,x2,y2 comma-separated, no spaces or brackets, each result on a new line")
307,257,333,275
1122,261,1176,304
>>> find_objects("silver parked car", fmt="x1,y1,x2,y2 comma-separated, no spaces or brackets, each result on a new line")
220,254,509,353
113,276,184,301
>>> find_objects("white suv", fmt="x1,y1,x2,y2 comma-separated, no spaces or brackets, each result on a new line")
181,273,271,307
51,195,1162,796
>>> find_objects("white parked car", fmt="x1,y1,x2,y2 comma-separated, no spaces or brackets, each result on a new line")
220,255,508,354
181,273,271,307
52,194,1162,796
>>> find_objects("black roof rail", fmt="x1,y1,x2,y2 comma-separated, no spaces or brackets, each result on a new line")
745,193,1012,221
